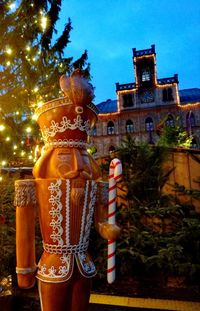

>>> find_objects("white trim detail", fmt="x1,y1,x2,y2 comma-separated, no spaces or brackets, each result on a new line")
83,181,97,245
48,180,64,246
44,139,88,148
43,242,89,254
42,115,90,141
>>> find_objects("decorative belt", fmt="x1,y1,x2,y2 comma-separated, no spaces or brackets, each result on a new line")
43,241,89,254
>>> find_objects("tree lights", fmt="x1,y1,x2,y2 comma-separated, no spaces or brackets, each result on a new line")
0,0,92,167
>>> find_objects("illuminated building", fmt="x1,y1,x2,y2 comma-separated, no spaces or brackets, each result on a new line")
91,45,200,157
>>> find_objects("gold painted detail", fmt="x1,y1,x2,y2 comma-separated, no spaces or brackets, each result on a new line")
35,97,72,120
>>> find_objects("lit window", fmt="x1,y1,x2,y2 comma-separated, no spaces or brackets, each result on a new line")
109,146,115,153
191,138,197,149
165,115,174,127
145,117,154,131
126,120,134,133
142,69,150,82
91,126,97,136
107,121,115,135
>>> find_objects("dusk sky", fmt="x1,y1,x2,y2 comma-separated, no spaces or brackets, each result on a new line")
58,0,200,104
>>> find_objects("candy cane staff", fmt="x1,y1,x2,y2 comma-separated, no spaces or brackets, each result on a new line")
107,157,122,284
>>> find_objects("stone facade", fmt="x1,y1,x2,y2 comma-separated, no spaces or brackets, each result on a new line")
91,45,200,158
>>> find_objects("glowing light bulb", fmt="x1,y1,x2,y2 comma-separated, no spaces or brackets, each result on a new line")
26,127,32,133
28,155,33,160
21,151,25,156
33,86,38,93
2,160,6,166
32,114,37,121
0,125,5,131
6,48,12,55
0,176,3,182
6,136,10,142
41,16,48,32
37,101,43,107
26,45,31,51
6,61,11,66
13,145,17,150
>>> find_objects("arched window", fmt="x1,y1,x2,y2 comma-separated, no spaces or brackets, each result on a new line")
145,117,154,131
90,126,97,136
109,145,115,153
186,111,195,129
126,120,134,133
107,121,115,135
165,114,174,127
191,138,197,149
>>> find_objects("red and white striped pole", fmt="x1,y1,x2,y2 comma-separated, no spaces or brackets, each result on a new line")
107,158,122,284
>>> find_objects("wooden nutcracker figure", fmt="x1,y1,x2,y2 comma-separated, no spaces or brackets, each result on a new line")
14,70,120,311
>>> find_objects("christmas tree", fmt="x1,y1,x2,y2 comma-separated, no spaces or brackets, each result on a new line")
0,0,90,167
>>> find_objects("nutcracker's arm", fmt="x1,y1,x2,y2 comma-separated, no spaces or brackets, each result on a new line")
14,179,37,289
94,181,120,241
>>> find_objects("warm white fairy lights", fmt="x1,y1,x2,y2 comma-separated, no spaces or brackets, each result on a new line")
2,161,7,167
41,15,48,32
26,127,32,133
6,48,12,55
0,125,5,131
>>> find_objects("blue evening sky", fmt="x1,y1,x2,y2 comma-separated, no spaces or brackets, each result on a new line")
58,0,200,104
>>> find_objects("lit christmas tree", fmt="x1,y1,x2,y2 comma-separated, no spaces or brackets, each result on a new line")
0,0,90,167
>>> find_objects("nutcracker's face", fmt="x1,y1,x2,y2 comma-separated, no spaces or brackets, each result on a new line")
49,147,94,180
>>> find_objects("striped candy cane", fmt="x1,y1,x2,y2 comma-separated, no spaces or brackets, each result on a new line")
107,158,122,284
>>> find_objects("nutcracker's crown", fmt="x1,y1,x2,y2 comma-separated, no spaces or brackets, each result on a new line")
35,70,98,149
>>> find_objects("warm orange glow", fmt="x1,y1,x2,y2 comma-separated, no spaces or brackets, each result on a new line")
178,102,200,109
156,83,177,88
98,112,120,117
118,89,136,95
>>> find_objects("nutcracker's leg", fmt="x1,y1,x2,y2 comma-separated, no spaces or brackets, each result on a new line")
38,280,73,311
71,266,92,311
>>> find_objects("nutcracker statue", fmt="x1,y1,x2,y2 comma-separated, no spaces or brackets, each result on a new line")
14,70,120,311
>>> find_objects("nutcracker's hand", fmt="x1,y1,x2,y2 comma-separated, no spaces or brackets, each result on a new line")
98,222,121,241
